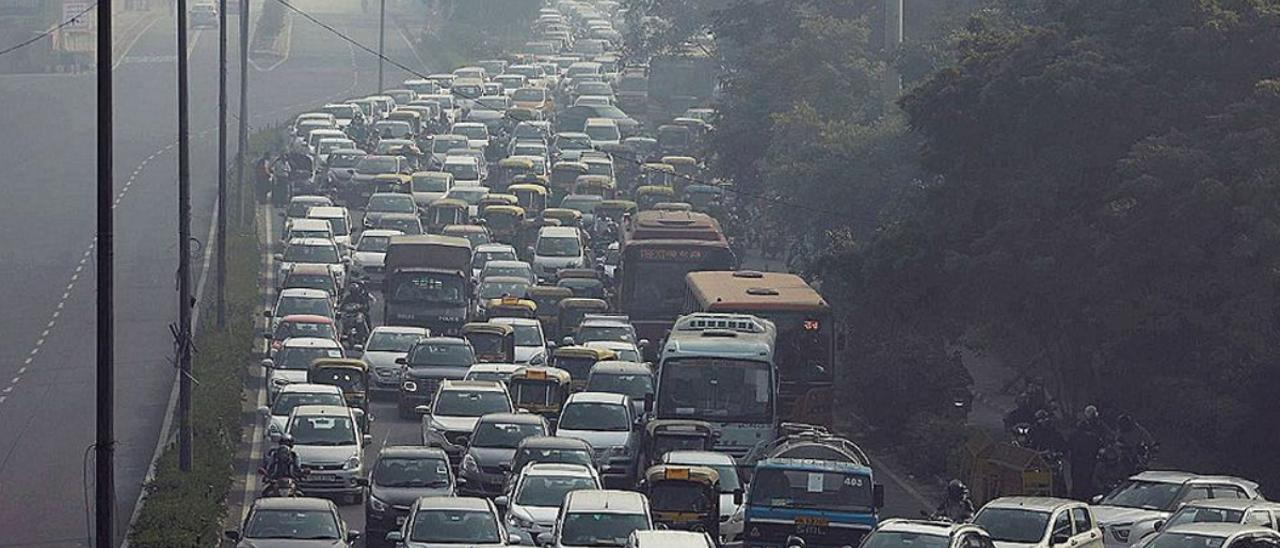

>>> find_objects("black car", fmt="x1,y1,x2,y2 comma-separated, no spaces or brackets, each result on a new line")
503,436,598,493
396,337,476,418
459,413,550,497
364,446,455,547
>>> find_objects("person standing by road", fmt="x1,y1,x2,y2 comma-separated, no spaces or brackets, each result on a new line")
1068,405,1106,500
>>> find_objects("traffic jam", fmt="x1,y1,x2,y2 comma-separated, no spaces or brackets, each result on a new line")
229,1,1280,548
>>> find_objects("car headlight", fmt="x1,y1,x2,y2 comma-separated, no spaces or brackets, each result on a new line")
508,511,535,529
369,495,389,513
1112,526,1132,542
461,454,479,474
272,377,290,387
401,380,418,392
343,455,361,471
608,445,627,456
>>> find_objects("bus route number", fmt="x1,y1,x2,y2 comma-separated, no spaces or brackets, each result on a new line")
639,248,705,261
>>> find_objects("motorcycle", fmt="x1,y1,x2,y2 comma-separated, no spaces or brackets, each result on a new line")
258,468,306,498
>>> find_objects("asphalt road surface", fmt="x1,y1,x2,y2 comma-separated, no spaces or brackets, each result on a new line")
0,0,409,545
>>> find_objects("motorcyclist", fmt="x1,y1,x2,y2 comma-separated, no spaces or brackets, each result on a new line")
1027,409,1066,453
341,280,371,312
262,435,305,495
937,480,975,522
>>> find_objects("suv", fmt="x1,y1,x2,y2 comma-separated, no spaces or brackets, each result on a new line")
555,392,641,488
285,405,372,504
459,413,552,497
420,380,515,466
545,490,652,548
863,520,994,548
503,463,603,546
386,496,518,547
532,226,587,280
1138,524,1280,548
258,383,344,442
1134,499,1280,545
364,446,455,544
396,337,477,418
975,497,1102,548
1092,471,1262,548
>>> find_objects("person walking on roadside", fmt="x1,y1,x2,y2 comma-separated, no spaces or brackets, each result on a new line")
1068,405,1106,500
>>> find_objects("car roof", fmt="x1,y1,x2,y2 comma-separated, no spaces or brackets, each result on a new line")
287,264,333,275
287,237,336,247
278,288,331,298
1133,471,1258,489
379,445,448,459
414,496,493,512
371,325,428,335
279,314,334,323
476,243,518,253
875,519,980,537
490,317,539,327
567,391,629,405
484,260,532,268
289,218,332,229
481,276,532,286
251,496,335,511
538,226,580,237
440,379,507,392
1162,524,1277,538
281,337,342,348
1182,499,1280,511
565,490,647,513
478,412,546,425
467,363,522,373
290,404,352,417
519,435,592,450
523,462,597,477
983,497,1082,512
589,361,649,375
278,383,343,395
662,450,736,466
629,531,713,547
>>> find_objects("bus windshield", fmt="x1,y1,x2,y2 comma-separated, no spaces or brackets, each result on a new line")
657,358,773,423
749,468,873,513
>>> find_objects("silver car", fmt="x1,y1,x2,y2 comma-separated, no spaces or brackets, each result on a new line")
286,405,373,504
555,392,642,488
360,326,428,392
501,463,602,545
385,496,519,547
225,496,360,547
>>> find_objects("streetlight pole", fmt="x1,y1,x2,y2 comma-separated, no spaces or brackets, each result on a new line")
95,0,115,544
216,0,227,329
377,0,386,92
236,0,250,225
176,0,194,473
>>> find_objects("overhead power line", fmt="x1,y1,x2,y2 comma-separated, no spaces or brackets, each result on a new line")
0,2,99,59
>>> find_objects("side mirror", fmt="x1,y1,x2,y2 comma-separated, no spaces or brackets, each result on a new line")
562,336,574,346
1091,495,1104,504
396,357,407,365
509,533,523,545
223,530,241,541
495,495,509,508
414,404,432,414
386,531,404,543
733,488,744,506
257,406,271,418
363,434,374,445
536,532,554,546
260,358,274,369
643,393,653,413
263,309,273,318
1153,520,1165,531
873,484,885,509
1052,533,1071,546
346,530,361,542
638,339,650,349
273,252,284,261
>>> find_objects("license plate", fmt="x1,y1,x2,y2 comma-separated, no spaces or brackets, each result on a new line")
795,516,828,535
309,474,336,481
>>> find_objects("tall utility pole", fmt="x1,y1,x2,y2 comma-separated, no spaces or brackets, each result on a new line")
883,0,903,97
216,0,228,329
176,0,195,472
377,0,386,92
95,0,115,546
235,0,250,225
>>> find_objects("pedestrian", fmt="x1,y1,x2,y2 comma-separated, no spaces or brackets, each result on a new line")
1068,405,1105,500
255,153,272,201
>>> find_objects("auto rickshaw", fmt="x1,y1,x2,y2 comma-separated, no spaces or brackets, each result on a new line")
425,198,469,233
496,157,537,192
526,286,574,338
652,202,693,213
551,346,617,390
462,322,516,363
656,124,693,156
550,161,589,203
635,185,676,211
540,207,583,228
507,366,573,424
480,204,526,244
372,173,412,194
556,298,611,343
595,200,638,226
643,420,719,469
509,183,549,214
308,358,371,431
661,156,699,194
622,136,659,163
640,162,677,188
639,465,722,539
478,193,519,213
441,224,490,247
485,296,538,320
682,184,723,214
573,174,617,199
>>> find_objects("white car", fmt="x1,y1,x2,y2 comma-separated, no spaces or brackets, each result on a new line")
490,317,548,364
443,186,491,217
583,118,621,147
282,218,336,244
306,205,354,249
974,497,1104,548
267,288,334,332
464,363,523,384
257,383,344,441
532,226,587,280
411,171,454,208
275,237,347,290
315,137,358,166
502,463,602,546
443,155,484,187
555,392,641,487
545,490,652,548
471,243,520,280
286,404,372,504
1090,472,1262,548
451,122,491,150
261,336,344,400
360,325,428,393
350,229,402,282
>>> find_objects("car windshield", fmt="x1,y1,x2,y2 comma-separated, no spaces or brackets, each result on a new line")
536,236,581,257
471,421,546,448
560,197,600,213
432,137,467,153
1149,534,1227,548
559,402,629,431
284,244,339,263
408,342,475,367
410,510,501,543
516,475,598,507
473,250,518,270
479,281,531,300
594,105,627,118
289,230,330,241
322,104,356,118
514,88,546,102
366,331,423,352
1165,506,1245,528
413,175,449,193
1100,480,1182,511
388,273,466,305
276,346,342,370
454,125,488,139
356,156,398,174
448,189,488,205
578,325,632,343
561,513,649,547
973,507,1050,543
507,324,542,346
586,373,652,399
586,125,620,141
274,321,336,341
356,234,391,252
433,390,511,417
318,140,354,154
328,153,362,168
863,532,952,548
271,392,344,415
288,415,356,446
749,468,874,513
377,216,422,234
284,274,334,293
373,456,451,488
277,296,332,318
649,483,714,513
244,509,340,540
445,162,480,180
368,194,416,213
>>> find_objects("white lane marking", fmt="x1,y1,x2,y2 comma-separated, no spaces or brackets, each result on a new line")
249,8,293,72
18,367,26,375
240,203,275,522
112,16,161,71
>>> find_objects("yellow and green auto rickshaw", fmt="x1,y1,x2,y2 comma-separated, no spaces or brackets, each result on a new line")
526,286,575,338
643,420,719,469
496,157,537,192
478,193,519,213
550,161,589,203
485,296,538,320
372,173,413,194
540,207,583,229
640,162,677,188
551,346,617,391
595,200,638,227
639,465,723,538
308,358,371,430
426,198,469,233
480,204,526,244
660,156,699,194
507,366,573,424
682,184,724,214
572,174,617,199
511,172,549,187
557,298,611,338
635,185,676,211
462,322,516,363
508,183,549,215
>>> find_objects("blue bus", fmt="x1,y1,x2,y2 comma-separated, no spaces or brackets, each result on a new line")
744,458,885,548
